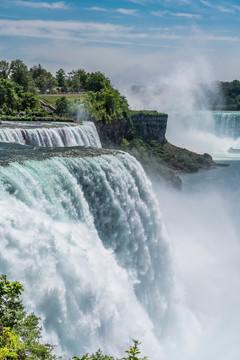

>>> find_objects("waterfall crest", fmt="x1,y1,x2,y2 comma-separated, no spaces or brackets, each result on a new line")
0,121,101,148
0,151,173,358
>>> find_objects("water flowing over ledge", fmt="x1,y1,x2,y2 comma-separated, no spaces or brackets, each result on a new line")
0,150,174,358
213,112,240,139
0,142,116,166
0,121,102,148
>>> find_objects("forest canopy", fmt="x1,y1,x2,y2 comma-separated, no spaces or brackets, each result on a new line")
0,59,130,123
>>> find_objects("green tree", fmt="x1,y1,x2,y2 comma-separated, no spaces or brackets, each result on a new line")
10,60,30,91
55,96,69,115
86,72,111,92
0,78,42,113
0,79,21,111
56,68,67,92
0,275,57,359
0,60,10,79
84,88,129,123
30,65,57,93
67,69,87,93
20,92,40,111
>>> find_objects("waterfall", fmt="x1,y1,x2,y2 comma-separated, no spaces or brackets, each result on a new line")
0,121,101,148
166,111,240,159
0,147,173,358
213,112,240,139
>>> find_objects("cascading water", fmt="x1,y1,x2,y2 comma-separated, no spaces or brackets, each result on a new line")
213,112,240,139
0,144,175,359
0,121,101,148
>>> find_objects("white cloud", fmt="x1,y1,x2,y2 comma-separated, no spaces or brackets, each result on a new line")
149,27,170,31
150,10,167,17
0,19,238,47
116,8,138,15
127,0,148,4
87,6,138,16
218,6,234,14
88,7,108,12
200,0,234,14
14,1,69,9
172,12,201,18
151,10,201,18
200,0,211,6
0,19,140,44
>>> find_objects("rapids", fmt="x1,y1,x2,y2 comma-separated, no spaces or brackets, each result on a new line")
0,121,101,148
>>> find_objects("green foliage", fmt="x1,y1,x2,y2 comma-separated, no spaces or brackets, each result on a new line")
67,69,87,92
26,107,49,117
0,275,58,359
20,92,40,111
55,96,81,117
10,60,30,92
122,138,215,177
84,89,129,123
0,60,10,79
129,110,167,116
30,64,57,93
0,327,25,359
85,72,111,92
0,115,74,122
55,96,69,115
220,80,240,110
0,78,22,111
0,78,40,113
0,274,24,329
0,59,129,122
72,340,147,360
123,340,147,360
56,68,67,92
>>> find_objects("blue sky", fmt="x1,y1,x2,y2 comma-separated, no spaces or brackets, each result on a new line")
1,0,240,83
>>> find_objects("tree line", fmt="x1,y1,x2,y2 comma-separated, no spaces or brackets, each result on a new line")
218,80,240,111
0,59,102,94
0,59,130,123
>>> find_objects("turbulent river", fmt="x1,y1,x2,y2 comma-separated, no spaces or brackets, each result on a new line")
0,116,240,359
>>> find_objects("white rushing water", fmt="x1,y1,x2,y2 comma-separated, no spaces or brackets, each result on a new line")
0,151,177,359
0,121,101,148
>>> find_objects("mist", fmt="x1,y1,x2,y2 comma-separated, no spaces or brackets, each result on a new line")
151,161,240,360
117,55,240,159
115,55,240,358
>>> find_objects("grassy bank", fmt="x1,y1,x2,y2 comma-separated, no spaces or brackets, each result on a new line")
38,93,86,107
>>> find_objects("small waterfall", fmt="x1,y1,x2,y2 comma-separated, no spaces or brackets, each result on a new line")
0,149,173,358
0,121,101,148
213,112,240,139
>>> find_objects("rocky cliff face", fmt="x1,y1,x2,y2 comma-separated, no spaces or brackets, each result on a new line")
130,112,168,145
94,111,216,188
95,111,168,148
95,117,129,148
